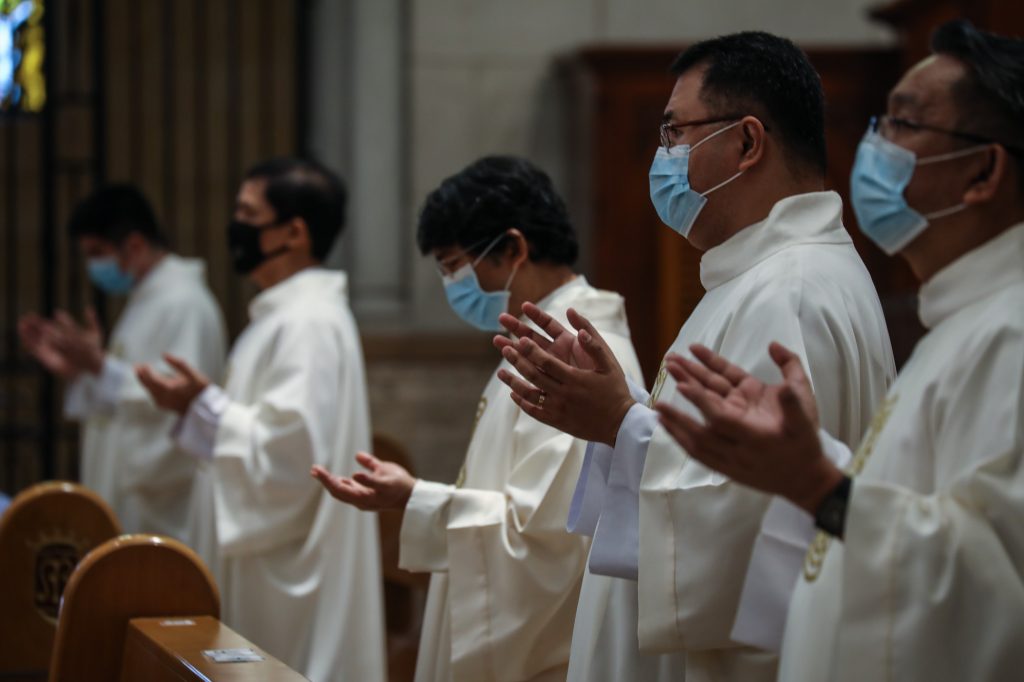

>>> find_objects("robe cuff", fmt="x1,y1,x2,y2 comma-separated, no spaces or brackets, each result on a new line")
567,378,651,537
399,479,455,573
588,401,657,580
730,428,852,652
91,356,131,412
63,357,128,419
566,441,612,536
626,376,651,403
63,374,96,420
173,384,230,461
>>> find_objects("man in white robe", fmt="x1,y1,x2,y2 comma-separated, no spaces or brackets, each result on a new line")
18,185,226,539
314,156,642,682
496,33,895,681
138,158,386,682
656,20,1024,682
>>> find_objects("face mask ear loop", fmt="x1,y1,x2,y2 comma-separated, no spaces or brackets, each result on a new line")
923,203,967,221
913,146,988,222
470,232,508,269
701,170,744,197
503,260,521,292
690,119,744,152
689,119,746,197
916,144,989,166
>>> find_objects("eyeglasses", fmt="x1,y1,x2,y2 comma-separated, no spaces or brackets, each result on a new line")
433,233,507,277
659,115,743,150
871,115,1024,157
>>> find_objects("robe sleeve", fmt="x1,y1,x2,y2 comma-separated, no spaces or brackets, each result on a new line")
638,275,853,652
74,295,226,498
566,378,651,539
730,430,852,651
63,356,130,419
209,316,345,557
830,326,1024,682
587,402,658,580
399,414,590,680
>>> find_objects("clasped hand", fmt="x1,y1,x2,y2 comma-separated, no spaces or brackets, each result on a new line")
492,302,635,446
18,308,105,379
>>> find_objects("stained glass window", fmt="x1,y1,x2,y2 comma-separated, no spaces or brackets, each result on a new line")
0,0,44,113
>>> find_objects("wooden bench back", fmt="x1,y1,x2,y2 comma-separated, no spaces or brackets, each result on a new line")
0,481,121,679
48,535,219,682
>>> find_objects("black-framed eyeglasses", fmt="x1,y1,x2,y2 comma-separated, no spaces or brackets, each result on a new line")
659,115,742,149
871,114,1024,157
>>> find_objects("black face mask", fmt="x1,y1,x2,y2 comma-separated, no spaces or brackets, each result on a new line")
227,219,290,274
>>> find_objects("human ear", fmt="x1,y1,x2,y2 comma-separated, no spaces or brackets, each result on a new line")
737,116,766,171
963,146,1006,206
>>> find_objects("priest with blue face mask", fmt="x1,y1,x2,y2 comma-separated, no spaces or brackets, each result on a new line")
17,185,226,540
496,32,897,682
314,156,643,682
657,21,1024,682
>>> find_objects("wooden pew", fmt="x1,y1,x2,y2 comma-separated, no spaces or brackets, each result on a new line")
47,535,220,681
48,534,307,681
0,482,121,681
120,616,307,681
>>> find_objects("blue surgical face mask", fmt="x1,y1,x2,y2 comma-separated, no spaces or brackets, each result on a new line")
649,120,745,238
442,233,519,332
87,256,135,295
850,127,988,255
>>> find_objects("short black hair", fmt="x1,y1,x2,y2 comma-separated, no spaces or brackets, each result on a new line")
670,31,827,176
416,155,578,266
67,184,168,247
931,20,1024,164
244,157,347,262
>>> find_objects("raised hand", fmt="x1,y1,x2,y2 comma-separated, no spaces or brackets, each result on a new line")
136,353,210,415
49,308,105,375
494,301,597,371
655,342,841,514
18,313,81,379
312,452,417,511
495,306,634,446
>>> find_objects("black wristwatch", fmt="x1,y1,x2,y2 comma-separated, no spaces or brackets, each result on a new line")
814,475,852,539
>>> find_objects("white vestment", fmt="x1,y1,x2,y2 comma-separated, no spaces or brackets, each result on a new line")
64,254,226,539
176,268,386,682
570,192,896,681
779,221,1024,682
399,277,642,682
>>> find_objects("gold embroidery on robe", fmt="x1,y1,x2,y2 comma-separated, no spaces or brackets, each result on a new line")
803,393,899,582
646,362,669,408
455,396,488,488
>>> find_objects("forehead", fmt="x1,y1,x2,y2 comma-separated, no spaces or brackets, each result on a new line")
664,64,710,121
888,54,969,120
431,244,464,262
77,234,117,255
235,178,272,212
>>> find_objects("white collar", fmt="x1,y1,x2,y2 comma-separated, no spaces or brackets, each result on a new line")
918,221,1024,329
248,267,349,320
699,191,850,290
